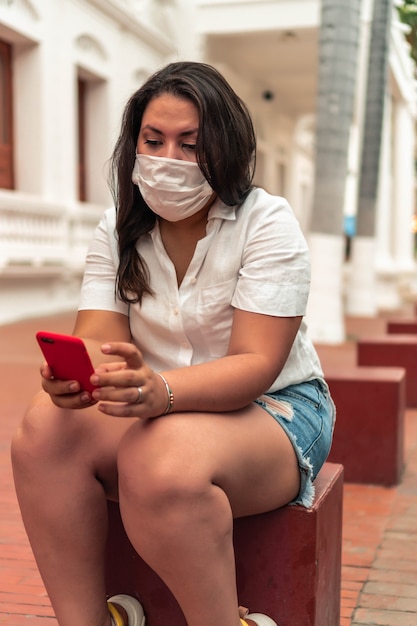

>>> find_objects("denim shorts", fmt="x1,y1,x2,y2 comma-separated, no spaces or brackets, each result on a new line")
254,378,336,508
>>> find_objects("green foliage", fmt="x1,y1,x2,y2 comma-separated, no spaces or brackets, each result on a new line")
398,0,417,62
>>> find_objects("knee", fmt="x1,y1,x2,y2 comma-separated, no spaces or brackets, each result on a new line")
116,423,234,545
118,452,196,511
117,432,207,516
11,392,71,473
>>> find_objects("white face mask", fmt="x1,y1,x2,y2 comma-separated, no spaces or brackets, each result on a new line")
132,154,214,222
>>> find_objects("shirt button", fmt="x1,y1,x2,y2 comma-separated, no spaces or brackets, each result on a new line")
173,307,179,315
190,277,197,284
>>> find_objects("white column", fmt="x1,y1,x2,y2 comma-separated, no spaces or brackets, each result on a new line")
258,142,279,194
343,0,379,317
344,0,375,221
41,0,77,200
373,94,415,310
374,92,393,272
346,236,378,315
306,233,346,344
392,99,415,270
375,93,400,309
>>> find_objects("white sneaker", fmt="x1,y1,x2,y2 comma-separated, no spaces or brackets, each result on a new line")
241,612,278,626
107,594,146,626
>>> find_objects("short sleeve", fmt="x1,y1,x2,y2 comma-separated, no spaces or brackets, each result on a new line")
78,208,129,315
231,196,310,316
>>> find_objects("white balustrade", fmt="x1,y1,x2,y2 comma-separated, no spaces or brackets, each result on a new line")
0,193,103,272
0,193,105,323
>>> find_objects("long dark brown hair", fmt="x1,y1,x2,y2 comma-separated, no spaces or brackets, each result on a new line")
109,61,256,304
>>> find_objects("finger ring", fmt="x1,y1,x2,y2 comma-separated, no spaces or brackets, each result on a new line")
135,386,143,404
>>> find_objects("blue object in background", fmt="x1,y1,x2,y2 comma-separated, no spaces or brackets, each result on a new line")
344,215,356,237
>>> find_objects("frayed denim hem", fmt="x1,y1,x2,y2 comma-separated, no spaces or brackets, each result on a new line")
254,378,335,509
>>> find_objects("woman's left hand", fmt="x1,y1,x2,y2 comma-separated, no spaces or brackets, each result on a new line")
90,342,168,418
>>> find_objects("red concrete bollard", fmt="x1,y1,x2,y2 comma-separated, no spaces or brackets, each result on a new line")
105,463,344,626
357,335,417,407
387,318,417,335
326,366,405,485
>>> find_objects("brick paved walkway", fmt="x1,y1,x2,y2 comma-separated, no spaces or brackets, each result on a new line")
318,313,417,626
1,310,417,626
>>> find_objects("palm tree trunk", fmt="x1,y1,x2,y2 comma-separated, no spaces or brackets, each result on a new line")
307,0,362,342
347,0,392,315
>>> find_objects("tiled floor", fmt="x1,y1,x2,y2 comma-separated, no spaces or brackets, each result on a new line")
317,312,417,626
1,310,417,626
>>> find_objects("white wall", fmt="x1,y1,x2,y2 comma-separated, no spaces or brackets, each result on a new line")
0,0,176,324
1,0,416,327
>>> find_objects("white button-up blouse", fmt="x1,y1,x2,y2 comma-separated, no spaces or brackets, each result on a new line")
78,187,324,391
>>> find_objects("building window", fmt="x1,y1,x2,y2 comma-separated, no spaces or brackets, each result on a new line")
77,77,87,201
76,71,109,205
0,40,13,189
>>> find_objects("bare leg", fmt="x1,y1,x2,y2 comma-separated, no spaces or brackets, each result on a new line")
11,392,136,626
117,404,299,626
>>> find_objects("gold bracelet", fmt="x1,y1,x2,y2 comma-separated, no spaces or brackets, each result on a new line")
157,373,174,414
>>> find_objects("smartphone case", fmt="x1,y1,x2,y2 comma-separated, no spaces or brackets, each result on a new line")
36,331,96,393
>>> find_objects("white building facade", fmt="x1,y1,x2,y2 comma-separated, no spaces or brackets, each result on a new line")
0,0,416,340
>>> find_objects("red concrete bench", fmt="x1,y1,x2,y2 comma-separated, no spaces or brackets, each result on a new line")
325,366,405,485
357,335,417,407
105,462,344,626
387,318,417,334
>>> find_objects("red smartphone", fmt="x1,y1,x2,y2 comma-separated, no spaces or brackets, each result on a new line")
36,331,96,393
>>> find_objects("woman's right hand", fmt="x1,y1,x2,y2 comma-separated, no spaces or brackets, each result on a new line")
40,361,97,409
